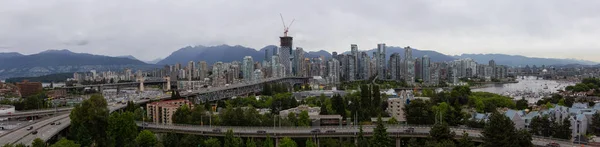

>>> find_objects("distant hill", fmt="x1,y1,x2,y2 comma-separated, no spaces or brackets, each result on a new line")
306,50,332,59
157,45,332,65
454,54,598,66
0,52,23,59
145,58,163,64
343,46,456,62
116,55,140,61
0,49,152,79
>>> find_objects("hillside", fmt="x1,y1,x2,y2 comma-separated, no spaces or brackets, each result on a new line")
455,54,598,66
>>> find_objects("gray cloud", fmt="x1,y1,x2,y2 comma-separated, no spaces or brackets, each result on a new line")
0,0,599,62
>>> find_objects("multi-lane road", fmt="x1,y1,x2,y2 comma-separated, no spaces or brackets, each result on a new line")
0,113,69,145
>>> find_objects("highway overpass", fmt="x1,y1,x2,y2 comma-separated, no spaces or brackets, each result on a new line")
136,123,575,147
0,108,73,119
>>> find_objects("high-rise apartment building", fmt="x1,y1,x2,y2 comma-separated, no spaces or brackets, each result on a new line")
403,46,415,85
351,44,359,79
242,56,254,82
422,55,431,83
293,47,305,77
376,43,386,80
389,53,401,81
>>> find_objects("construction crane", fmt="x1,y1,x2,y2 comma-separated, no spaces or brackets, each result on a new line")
280,13,295,37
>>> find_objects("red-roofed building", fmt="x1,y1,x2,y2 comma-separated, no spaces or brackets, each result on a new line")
146,99,192,124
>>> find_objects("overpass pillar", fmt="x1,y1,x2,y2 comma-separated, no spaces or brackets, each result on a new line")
275,137,279,147
137,77,145,92
164,76,171,91
396,137,401,147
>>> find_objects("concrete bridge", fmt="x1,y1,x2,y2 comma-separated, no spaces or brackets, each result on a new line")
182,77,309,103
61,77,170,92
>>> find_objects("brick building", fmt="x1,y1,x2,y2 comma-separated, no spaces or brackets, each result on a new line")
16,80,42,98
146,99,193,124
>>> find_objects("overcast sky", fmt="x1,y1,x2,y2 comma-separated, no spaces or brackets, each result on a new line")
1,0,599,62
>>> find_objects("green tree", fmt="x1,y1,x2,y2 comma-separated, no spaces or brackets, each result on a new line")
69,94,109,146
263,135,274,147
107,112,138,147
359,85,371,121
371,116,393,147
14,144,24,147
387,117,398,125
331,94,346,119
425,140,456,147
263,84,272,96
321,138,341,147
287,113,298,126
179,134,202,147
125,101,136,112
224,129,242,147
1,144,12,147
558,99,566,106
529,116,544,136
592,113,600,135
298,111,310,126
203,138,221,147
515,99,528,110
404,99,434,125
136,130,158,147
172,105,191,124
306,138,317,147
515,129,533,147
161,133,179,147
32,138,45,147
50,138,80,147
279,137,297,147
372,85,381,116
553,117,572,140
457,132,474,147
429,123,455,141
482,112,516,147
246,138,258,147
357,125,369,147
450,86,471,105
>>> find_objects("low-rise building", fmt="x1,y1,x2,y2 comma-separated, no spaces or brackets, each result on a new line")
146,99,193,124
279,105,320,117
16,80,42,98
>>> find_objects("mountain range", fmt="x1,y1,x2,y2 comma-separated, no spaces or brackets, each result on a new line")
342,46,456,63
453,54,598,67
1,45,597,79
157,45,332,65
0,50,153,79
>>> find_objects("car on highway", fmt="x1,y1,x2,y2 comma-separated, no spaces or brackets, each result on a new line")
51,122,56,125
311,129,321,133
257,130,267,134
26,126,33,130
545,142,560,147
142,123,149,126
212,128,222,132
404,127,415,133
31,130,38,135
56,122,61,125
325,130,336,133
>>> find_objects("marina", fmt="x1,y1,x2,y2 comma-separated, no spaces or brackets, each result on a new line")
472,76,576,103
